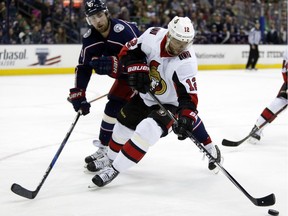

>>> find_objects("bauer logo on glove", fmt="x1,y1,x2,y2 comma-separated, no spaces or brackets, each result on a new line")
69,90,85,100
127,64,150,73
69,88,91,115
89,56,122,78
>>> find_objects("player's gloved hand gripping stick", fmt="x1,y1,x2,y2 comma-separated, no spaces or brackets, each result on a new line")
11,93,107,199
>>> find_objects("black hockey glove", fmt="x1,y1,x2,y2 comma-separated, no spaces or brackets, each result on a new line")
126,63,150,93
89,56,121,78
69,88,91,115
172,109,197,140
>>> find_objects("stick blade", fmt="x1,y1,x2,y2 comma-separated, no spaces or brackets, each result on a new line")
11,183,37,199
222,139,243,147
255,193,276,206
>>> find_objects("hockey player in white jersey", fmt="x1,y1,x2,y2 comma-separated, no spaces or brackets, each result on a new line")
248,47,288,143
91,16,222,187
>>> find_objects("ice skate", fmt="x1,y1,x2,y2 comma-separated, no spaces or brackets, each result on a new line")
248,126,262,144
92,165,119,187
84,140,108,164
86,153,112,172
204,143,222,174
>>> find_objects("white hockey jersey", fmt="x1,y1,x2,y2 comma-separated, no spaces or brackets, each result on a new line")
126,27,199,108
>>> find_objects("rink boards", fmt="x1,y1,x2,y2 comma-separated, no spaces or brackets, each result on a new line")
0,44,285,76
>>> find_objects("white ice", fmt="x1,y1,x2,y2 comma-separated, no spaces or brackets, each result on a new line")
0,69,287,216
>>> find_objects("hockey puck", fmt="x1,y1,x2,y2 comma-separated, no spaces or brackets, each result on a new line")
268,209,279,216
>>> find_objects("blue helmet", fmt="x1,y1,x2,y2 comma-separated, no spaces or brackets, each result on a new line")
84,0,108,17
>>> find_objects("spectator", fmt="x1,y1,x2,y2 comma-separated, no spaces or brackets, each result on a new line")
229,26,239,44
118,6,130,21
170,0,182,12
0,1,7,22
266,22,280,44
146,4,156,18
220,23,230,44
5,27,18,44
8,0,17,18
238,25,248,44
41,21,54,44
145,16,161,29
54,25,67,44
210,12,223,33
12,13,25,35
196,12,208,30
0,0,286,45
19,25,33,44
209,24,222,44
223,14,234,32
194,26,210,44
30,11,42,29
31,24,42,44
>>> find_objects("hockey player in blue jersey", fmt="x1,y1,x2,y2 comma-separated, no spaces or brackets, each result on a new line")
68,0,141,171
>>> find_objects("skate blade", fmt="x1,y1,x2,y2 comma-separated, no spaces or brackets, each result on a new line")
88,184,99,189
88,184,104,190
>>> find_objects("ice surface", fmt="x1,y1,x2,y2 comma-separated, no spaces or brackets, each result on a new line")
0,69,287,216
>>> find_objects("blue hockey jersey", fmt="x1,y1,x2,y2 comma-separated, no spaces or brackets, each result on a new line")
75,18,141,89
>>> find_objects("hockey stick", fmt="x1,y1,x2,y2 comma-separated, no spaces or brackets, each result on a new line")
147,90,275,207
11,94,107,199
222,104,287,147
67,93,108,103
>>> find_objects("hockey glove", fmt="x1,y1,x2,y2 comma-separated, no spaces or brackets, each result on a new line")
89,56,121,78
172,109,197,140
69,88,91,115
126,63,150,93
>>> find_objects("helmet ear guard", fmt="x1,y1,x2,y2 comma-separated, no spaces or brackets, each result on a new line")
86,17,92,25
167,16,195,43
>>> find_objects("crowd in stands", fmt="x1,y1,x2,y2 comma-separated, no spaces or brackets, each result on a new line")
0,0,287,45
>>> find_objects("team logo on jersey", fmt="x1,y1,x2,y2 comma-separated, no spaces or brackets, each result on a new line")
86,1,93,7
83,29,91,38
149,60,167,95
114,24,124,33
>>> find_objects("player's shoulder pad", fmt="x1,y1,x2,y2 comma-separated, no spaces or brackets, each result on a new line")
82,27,100,47
83,28,92,39
141,27,159,37
111,19,127,33
112,18,139,33
115,18,138,27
